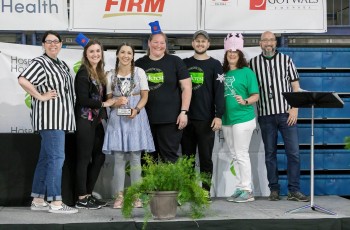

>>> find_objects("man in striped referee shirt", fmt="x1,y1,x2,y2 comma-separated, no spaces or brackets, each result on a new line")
249,31,309,202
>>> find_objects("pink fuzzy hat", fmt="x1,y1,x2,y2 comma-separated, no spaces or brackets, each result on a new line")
224,32,244,51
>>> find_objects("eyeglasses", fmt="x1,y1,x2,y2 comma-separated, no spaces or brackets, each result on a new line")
261,39,276,43
45,40,61,44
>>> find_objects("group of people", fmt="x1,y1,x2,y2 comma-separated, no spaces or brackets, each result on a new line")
18,27,309,214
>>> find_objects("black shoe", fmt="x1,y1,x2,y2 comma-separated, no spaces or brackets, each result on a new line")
287,191,309,202
268,191,280,201
89,195,108,207
75,196,101,210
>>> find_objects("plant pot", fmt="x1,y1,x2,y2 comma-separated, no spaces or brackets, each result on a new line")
149,191,178,220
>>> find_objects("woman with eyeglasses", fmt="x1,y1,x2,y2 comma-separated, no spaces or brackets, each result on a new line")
18,30,78,214
221,33,259,203
102,43,155,209
74,40,116,210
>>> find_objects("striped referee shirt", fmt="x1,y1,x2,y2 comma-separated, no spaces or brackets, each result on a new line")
20,54,76,132
249,51,299,116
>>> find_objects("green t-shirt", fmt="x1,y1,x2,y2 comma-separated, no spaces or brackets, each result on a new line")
222,67,259,126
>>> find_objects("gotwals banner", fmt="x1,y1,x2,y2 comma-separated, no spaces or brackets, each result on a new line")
0,0,326,33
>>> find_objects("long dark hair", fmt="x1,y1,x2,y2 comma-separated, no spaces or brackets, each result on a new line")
115,42,135,76
222,50,248,73
81,40,106,86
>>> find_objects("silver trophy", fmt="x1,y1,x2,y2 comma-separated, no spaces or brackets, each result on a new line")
113,75,135,116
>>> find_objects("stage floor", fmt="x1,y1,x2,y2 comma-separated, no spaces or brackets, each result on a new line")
1,196,350,230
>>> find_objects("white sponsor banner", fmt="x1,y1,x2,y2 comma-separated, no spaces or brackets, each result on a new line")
203,0,327,33
0,42,115,133
0,0,68,30
69,0,199,33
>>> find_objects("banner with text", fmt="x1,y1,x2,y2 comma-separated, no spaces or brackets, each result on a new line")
0,0,68,30
69,0,200,33
203,0,327,33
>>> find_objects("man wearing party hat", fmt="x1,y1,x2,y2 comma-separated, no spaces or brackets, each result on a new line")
221,32,259,203
250,31,309,202
181,30,225,202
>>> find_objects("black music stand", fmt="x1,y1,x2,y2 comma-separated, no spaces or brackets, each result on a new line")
282,91,344,215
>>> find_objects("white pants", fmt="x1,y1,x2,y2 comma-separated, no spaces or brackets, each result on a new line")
222,118,256,192
114,151,142,194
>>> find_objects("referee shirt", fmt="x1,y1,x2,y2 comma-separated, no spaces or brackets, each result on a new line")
249,51,299,116
20,54,76,132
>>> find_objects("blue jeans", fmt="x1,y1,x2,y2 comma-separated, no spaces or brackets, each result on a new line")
31,130,65,201
258,113,300,192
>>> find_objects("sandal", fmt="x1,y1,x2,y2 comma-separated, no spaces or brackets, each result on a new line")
113,194,124,209
133,198,143,208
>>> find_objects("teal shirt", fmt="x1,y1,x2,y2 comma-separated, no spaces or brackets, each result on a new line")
222,67,259,126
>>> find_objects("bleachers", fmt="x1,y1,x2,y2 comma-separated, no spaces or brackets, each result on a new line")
277,47,350,196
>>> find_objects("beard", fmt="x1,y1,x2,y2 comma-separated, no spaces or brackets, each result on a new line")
262,47,276,57
194,49,207,55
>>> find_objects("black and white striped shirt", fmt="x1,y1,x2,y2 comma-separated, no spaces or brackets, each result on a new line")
20,54,76,131
249,52,299,116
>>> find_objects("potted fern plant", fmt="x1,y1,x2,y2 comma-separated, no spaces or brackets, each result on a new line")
122,154,210,227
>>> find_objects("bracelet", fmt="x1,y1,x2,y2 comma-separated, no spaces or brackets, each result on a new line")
135,107,140,114
101,102,104,108
180,109,188,115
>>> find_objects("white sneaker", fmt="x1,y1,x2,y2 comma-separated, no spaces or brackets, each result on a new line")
31,201,49,211
49,203,78,214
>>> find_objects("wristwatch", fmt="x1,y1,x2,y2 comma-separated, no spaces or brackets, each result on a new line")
245,100,248,105
181,109,188,115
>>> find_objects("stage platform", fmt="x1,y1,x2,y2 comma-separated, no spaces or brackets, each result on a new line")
1,196,350,230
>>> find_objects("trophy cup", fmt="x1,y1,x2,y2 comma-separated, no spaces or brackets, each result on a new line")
114,76,135,116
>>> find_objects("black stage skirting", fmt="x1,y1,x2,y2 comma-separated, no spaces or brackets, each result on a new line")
0,133,77,206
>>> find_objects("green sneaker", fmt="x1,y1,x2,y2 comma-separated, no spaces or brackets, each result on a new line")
234,191,255,203
227,189,243,202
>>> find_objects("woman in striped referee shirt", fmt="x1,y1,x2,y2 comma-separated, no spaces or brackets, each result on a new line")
18,31,77,214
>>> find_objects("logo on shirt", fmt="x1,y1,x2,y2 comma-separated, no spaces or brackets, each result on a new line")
145,68,164,90
188,66,204,91
224,75,237,97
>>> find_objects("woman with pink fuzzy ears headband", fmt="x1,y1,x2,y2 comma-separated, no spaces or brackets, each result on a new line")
221,32,260,203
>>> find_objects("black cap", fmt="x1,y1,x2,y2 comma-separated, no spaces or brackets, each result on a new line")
193,30,210,40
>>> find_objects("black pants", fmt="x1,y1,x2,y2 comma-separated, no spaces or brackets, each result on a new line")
148,123,183,163
181,120,215,191
75,118,106,196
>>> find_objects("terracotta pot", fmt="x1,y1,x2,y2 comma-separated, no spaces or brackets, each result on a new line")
149,191,178,220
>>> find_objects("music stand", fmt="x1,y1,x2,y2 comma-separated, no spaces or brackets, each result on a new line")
282,91,344,215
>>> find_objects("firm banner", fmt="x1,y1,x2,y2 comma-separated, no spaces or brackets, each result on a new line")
0,42,268,197
69,0,200,33
204,0,327,33
0,0,68,30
